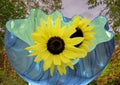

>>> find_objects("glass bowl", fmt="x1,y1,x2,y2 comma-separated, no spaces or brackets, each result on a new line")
4,17,115,84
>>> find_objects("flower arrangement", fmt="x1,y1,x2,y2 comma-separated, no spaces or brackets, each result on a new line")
5,9,114,85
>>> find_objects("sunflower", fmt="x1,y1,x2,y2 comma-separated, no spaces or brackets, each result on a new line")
25,16,84,76
70,16,95,53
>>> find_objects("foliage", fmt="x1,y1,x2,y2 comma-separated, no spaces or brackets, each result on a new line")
0,37,4,51
39,0,62,13
0,0,27,29
0,67,27,85
87,0,120,38
23,0,62,14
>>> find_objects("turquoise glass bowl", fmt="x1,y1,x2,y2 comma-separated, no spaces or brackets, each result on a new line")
5,17,115,85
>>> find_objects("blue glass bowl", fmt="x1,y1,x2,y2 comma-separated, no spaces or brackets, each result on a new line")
4,18,115,85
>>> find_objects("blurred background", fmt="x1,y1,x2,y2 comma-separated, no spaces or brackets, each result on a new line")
0,0,120,85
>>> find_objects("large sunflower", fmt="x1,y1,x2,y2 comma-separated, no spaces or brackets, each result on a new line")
70,16,95,53
25,16,84,76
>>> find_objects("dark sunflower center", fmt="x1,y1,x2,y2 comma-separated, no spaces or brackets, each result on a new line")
47,37,65,54
70,27,83,38
70,27,83,47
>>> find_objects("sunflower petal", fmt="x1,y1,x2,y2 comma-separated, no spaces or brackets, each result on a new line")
84,35,95,40
81,18,91,27
40,19,46,29
64,25,76,38
47,16,52,28
72,16,80,26
66,46,87,58
57,64,66,75
66,45,81,53
61,64,66,74
32,32,48,41
84,41,94,46
57,65,63,75
43,55,53,71
83,26,94,32
84,32,95,36
59,26,66,37
25,45,36,50
80,44,89,52
63,50,78,59
77,49,87,58
66,62,74,70
28,51,38,56
53,56,61,65
60,55,71,63
34,55,43,62
55,17,61,28
66,37,84,45
50,64,54,76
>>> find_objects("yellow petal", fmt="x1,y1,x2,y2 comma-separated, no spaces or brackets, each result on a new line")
84,41,94,46
28,51,38,56
25,45,36,50
84,31,95,36
43,55,53,71
60,55,71,63
40,19,46,29
63,50,78,59
50,64,54,76
83,26,94,32
34,55,43,62
64,25,76,38
66,45,81,53
76,49,87,58
66,62,74,70
61,64,66,74
72,16,80,26
65,46,87,58
34,50,49,62
57,64,66,75
58,26,66,37
55,17,61,28
84,35,95,40
53,56,61,65
47,16,52,28
81,18,91,27
57,65,63,75
32,32,48,42
66,37,84,45
80,44,89,52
